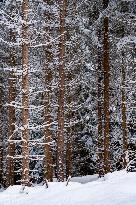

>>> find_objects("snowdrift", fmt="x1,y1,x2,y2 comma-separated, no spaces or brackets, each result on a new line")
0,170,136,205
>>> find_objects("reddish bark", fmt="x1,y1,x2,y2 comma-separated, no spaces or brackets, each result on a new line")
21,0,30,186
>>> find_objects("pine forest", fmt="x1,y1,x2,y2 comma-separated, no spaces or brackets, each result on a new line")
0,1,136,204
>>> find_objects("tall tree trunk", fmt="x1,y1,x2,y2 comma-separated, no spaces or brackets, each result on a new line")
6,28,16,187
44,72,53,182
121,52,128,168
44,69,53,182
103,0,110,174
21,0,30,186
65,3,77,179
57,0,67,182
97,29,104,177
0,80,3,187
66,95,73,179
43,0,53,182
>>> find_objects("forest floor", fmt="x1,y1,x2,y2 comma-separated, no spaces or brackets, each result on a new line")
0,170,136,205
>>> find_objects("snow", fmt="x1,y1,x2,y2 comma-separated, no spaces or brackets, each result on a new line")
117,35,136,50
0,170,136,205
70,174,98,184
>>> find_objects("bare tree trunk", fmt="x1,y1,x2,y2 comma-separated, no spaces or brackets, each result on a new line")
44,68,53,182
121,52,128,168
44,70,53,182
66,135,72,179
65,3,77,179
43,0,53,182
0,81,3,187
103,15,110,174
21,0,30,186
57,0,67,182
6,28,16,187
97,29,104,177
66,94,73,179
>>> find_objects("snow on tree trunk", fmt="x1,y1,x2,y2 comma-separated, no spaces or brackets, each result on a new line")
103,0,110,173
121,51,128,168
21,0,30,186
6,27,16,187
57,0,67,182
65,73,73,179
66,137,72,179
97,29,104,177
0,80,3,187
43,0,53,182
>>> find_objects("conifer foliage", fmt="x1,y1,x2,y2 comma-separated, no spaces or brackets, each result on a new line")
0,0,135,187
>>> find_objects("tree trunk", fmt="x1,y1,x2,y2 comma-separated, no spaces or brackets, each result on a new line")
97,29,104,177
6,28,16,187
21,0,30,186
44,69,53,182
0,80,3,187
57,0,67,182
66,135,72,179
121,52,128,168
66,94,73,179
43,0,53,183
103,16,110,174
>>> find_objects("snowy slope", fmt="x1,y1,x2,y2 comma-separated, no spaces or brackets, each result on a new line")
0,170,136,205
70,174,98,184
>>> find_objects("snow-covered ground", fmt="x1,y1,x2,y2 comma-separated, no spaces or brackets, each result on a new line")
0,170,136,205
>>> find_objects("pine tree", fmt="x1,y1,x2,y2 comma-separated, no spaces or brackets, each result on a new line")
21,0,30,186
57,0,67,182
0,79,3,187
97,28,104,177
103,0,110,174
121,51,128,168
43,0,53,183
6,28,16,187
66,94,73,179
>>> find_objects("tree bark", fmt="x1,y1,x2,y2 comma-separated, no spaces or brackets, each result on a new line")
21,0,30,186
43,0,53,182
0,79,3,187
66,94,73,179
57,0,67,182
66,135,72,179
121,52,128,168
44,70,53,182
97,29,104,177
6,28,16,187
103,16,110,174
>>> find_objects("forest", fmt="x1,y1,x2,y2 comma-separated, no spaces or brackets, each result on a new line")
0,0,135,196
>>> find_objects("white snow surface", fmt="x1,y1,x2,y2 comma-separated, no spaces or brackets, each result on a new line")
0,170,136,205
70,174,98,184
